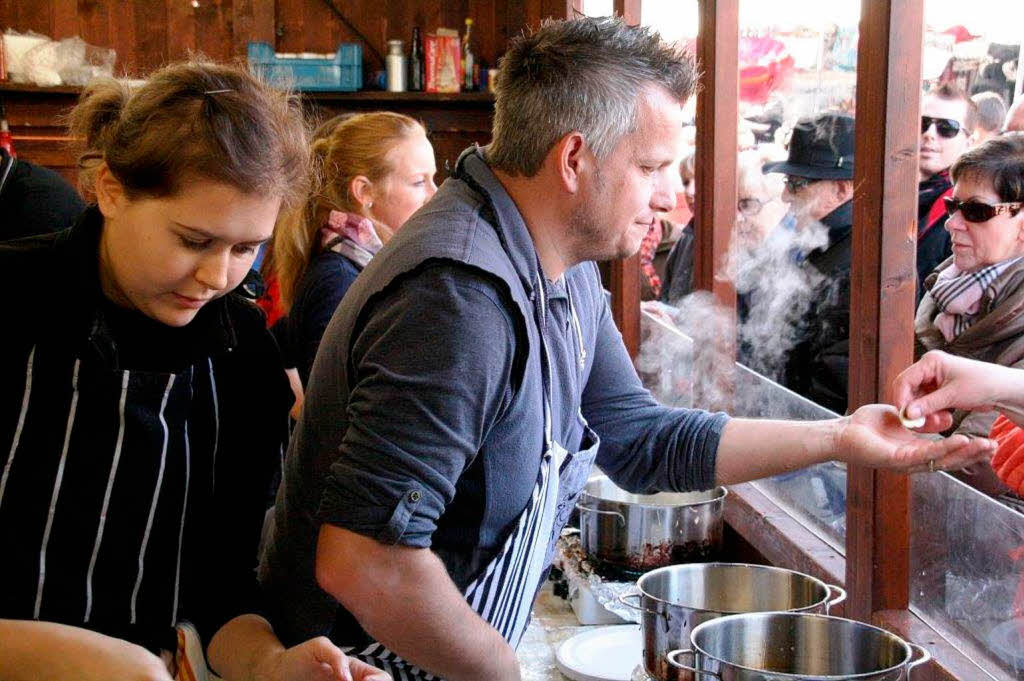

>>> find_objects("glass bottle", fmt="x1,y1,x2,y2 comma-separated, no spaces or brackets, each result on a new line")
409,27,424,92
386,39,406,92
462,18,475,92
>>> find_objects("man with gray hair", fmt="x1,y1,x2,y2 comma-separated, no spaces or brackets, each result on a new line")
261,17,994,681
971,91,1007,144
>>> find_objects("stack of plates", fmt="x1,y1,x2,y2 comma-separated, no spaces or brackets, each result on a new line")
554,625,644,681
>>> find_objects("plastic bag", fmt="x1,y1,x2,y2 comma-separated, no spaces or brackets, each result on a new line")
2,29,51,83
4,30,115,86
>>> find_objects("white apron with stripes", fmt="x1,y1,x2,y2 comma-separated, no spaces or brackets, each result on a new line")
346,273,600,680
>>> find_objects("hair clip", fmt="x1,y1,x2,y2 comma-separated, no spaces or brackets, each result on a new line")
203,89,232,95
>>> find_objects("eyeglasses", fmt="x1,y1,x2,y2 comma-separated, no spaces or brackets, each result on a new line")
784,176,820,194
943,196,1024,223
921,115,966,139
738,197,766,216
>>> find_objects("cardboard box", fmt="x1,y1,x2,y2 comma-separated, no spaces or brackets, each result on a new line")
425,30,461,93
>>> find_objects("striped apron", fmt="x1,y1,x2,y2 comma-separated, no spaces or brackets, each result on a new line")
0,343,218,648
346,273,601,680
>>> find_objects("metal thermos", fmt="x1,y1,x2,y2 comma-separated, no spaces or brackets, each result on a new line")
386,40,406,92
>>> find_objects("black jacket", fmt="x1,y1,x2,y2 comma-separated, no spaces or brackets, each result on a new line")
917,171,953,301
0,207,292,652
0,148,86,240
783,200,853,414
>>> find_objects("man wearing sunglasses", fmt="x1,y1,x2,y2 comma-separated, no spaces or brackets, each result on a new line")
762,112,855,414
918,84,979,300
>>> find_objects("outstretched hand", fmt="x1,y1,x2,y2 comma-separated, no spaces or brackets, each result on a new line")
837,404,996,473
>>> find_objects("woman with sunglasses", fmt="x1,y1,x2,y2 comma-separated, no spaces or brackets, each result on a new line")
916,132,1024,499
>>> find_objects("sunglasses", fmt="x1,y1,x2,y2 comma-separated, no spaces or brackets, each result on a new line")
921,115,966,139
784,176,820,193
943,196,1024,223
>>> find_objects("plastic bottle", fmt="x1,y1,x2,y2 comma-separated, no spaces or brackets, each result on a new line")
0,103,15,156
386,39,406,92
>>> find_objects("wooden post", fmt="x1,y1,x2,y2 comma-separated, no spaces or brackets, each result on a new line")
846,0,923,622
693,0,738,408
607,0,643,359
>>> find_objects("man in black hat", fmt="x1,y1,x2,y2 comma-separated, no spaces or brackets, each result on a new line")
763,111,855,413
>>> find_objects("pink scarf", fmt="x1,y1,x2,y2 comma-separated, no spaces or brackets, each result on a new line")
319,210,383,268
931,256,1023,342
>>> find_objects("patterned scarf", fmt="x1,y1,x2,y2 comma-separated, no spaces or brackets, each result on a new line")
931,256,1024,342
318,210,383,269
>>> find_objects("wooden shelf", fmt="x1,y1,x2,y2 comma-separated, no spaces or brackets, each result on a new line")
0,81,493,105
308,90,493,104
0,82,82,95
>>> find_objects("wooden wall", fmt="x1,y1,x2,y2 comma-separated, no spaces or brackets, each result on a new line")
0,0,573,188
0,0,574,78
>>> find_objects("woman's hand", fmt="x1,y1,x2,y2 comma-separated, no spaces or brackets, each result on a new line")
892,351,1024,427
836,404,996,473
254,636,391,681
0,619,174,681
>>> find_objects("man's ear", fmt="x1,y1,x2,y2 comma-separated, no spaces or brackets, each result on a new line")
551,131,588,194
94,163,127,219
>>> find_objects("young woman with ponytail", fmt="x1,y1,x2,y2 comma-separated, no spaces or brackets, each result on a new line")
0,61,388,681
270,112,436,387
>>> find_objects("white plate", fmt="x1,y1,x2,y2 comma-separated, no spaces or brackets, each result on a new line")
555,625,643,681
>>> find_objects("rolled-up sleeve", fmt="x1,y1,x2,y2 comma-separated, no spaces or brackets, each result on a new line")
583,285,728,493
316,264,517,547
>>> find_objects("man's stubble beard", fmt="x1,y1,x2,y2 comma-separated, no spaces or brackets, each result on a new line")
566,167,633,263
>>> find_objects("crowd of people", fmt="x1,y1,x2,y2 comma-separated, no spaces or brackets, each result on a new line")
644,72,1024,506
0,15,1018,681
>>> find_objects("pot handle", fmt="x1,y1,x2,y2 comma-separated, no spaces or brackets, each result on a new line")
574,503,626,526
665,649,719,679
825,584,847,612
907,643,932,675
617,592,661,615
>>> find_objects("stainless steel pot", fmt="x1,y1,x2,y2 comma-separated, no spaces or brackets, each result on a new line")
622,563,846,681
575,476,727,576
666,611,931,681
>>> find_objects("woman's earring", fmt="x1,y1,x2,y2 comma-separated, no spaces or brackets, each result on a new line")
367,202,373,209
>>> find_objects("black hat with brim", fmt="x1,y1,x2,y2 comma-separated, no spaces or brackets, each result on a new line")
763,112,855,180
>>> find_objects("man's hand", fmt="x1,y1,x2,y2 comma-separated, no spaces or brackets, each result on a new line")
892,351,1024,427
254,637,390,681
836,404,997,473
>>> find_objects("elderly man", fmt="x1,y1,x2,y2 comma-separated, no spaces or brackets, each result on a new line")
917,84,978,299
260,18,993,681
762,112,855,413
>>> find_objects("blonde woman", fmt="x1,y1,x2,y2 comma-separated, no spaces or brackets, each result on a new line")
272,112,437,386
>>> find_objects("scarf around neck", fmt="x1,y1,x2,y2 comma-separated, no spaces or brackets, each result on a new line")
931,256,1024,342
319,210,383,269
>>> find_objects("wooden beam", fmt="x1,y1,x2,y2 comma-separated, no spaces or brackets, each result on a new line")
612,0,640,25
610,256,642,359
846,0,923,621
691,0,738,409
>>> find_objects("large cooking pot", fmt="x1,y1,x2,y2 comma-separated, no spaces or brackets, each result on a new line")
623,563,846,681
666,611,931,681
575,476,726,577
